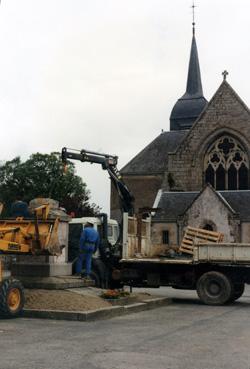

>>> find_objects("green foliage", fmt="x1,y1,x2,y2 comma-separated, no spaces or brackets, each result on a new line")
0,152,100,217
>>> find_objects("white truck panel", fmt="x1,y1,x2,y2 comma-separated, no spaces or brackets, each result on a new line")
122,213,151,258
193,243,250,263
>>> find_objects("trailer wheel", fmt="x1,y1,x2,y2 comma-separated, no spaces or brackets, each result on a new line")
229,283,245,302
0,279,25,318
196,271,232,305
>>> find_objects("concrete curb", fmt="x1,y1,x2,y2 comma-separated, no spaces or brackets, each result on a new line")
22,297,172,321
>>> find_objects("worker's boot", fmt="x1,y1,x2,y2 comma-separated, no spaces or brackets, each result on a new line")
82,275,92,282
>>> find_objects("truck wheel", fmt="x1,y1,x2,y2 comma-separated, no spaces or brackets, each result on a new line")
0,279,25,318
196,271,232,305
229,283,245,302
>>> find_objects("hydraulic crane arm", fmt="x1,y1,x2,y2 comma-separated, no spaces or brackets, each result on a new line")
61,147,134,215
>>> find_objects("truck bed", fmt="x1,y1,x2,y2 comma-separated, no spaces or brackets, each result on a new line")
122,214,250,266
121,243,250,266
120,257,193,264
193,243,250,264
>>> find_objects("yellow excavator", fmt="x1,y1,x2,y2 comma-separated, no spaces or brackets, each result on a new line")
0,204,63,318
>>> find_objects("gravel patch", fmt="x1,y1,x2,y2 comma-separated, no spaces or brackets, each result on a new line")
24,289,112,311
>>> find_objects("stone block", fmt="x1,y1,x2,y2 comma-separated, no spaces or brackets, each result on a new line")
12,262,72,277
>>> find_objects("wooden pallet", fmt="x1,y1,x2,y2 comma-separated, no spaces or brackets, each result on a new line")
179,226,224,255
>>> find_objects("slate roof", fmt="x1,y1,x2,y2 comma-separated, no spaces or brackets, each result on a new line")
153,190,250,222
220,191,250,221
170,96,207,130
170,31,207,131
121,130,187,175
153,191,198,222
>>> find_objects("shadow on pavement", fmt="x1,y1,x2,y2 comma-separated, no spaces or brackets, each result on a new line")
171,297,203,305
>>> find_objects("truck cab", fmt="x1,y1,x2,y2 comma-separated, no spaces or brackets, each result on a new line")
69,217,119,245
68,216,119,265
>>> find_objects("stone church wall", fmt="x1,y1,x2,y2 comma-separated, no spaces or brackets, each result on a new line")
110,81,250,247
151,222,178,246
163,82,250,191
181,187,239,242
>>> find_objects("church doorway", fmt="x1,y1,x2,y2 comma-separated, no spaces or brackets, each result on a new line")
201,221,217,232
203,224,214,231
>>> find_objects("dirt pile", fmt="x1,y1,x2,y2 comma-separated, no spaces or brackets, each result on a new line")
24,289,157,312
25,289,112,311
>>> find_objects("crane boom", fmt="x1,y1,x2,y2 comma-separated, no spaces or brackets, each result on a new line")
61,147,134,215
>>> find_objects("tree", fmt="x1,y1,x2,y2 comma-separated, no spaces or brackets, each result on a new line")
0,152,100,217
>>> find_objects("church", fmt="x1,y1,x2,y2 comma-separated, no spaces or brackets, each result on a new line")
111,20,250,247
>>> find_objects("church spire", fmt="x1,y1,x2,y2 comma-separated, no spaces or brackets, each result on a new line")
170,5,207,131
184,27,204,97
184,2,203,97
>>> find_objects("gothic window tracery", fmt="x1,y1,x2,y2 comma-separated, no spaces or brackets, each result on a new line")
204,136,249,190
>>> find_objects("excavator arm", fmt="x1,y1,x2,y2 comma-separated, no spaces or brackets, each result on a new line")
61,147,134,215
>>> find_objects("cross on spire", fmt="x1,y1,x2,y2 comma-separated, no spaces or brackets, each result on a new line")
191,1,196,35
222,70,229,81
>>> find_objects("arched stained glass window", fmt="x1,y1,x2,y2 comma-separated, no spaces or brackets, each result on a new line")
205,164,214,188
228,164,237,190
216,164,225,190
204,136,249,190
239,163,248,190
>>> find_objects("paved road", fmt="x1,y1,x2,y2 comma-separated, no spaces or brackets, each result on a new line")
1,286,250,369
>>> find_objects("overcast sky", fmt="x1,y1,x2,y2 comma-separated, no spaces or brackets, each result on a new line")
0,0,249,213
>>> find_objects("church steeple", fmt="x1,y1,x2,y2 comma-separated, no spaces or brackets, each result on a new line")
185,29,203,97
170,9,207,131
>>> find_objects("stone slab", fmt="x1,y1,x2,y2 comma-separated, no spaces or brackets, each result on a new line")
22,297,172,321
81,306,125,321
12,262,72,277
124,302,147,313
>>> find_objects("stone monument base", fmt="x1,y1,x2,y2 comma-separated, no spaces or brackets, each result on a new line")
12,261,72,277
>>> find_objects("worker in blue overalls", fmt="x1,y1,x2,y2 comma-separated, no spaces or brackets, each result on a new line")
75,221,100,279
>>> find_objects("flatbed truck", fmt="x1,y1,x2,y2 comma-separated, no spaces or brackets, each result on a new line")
62,147,250,305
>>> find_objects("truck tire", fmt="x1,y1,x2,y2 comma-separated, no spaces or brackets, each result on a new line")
229,283,245,302
196,271,232,305
0,279,25,318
